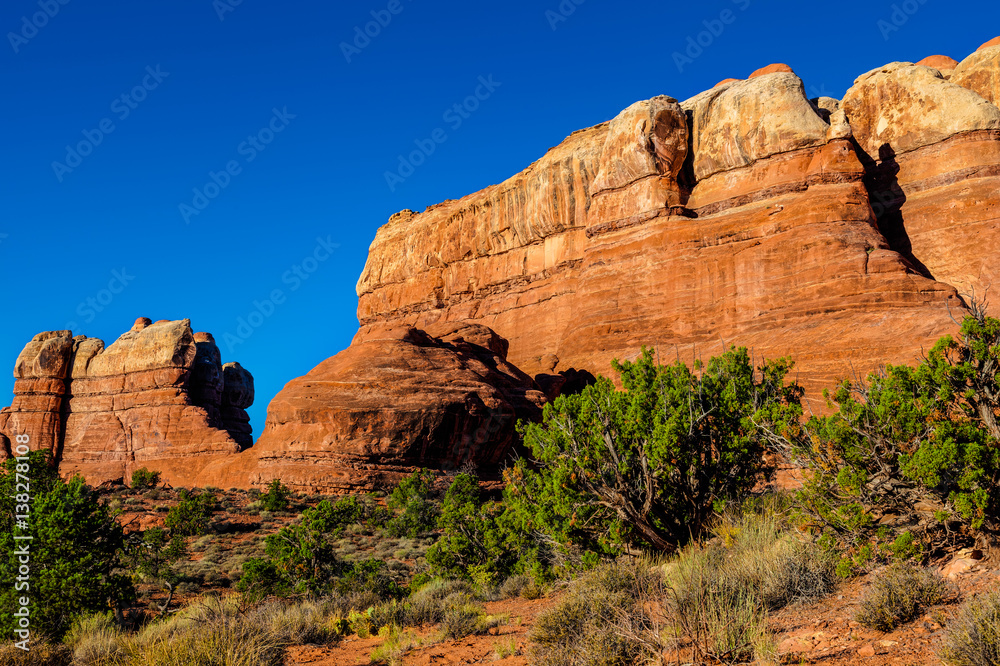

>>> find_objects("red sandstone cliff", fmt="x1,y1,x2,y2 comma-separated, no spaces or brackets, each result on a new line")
5,39,1000,492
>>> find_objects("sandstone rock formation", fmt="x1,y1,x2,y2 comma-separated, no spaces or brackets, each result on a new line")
208,322,546,493
843,56,1000,307
355,62,975,409
8,39,1000,493
0,318,253,486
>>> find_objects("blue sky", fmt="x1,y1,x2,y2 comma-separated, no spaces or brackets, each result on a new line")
1,0,996,436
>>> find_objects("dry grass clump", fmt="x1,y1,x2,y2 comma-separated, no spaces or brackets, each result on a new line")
369,625,424,665
941,589,1000,666
673,509,835,611
0,642,72,666
498,574,543,600
56,596,344,666
660,508,832,664
856,563,949,631
529,560,664,666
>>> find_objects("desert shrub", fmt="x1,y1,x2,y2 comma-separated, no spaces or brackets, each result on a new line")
941,589,1000,666
165,490,218,536
385,469,439,538
0,452,133,642
498,573,535,599
130,468,161,490
661,506,829,664
514,347,803,555
237,558,289,602
793,307,1000,558
334,558,402,599
530,561,666,666
404,579,476,626
257,479,291,512
426,473,545,586
439,594,506,639
856,563,949,631
125,527,187,614
255,497,373,596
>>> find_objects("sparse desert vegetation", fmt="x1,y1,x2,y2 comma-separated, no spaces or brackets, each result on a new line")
3,308,1000,665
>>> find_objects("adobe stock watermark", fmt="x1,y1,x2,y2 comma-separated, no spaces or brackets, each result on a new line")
384,75,501,192
7,0,71,54
64,268,136,331
672,0,751,73
877,0,930,41
340,0,414,63
10,434,33,652
222,236,339,352
179,107,296,224
213,0,244,21
545,0,585,31
52,66,170,183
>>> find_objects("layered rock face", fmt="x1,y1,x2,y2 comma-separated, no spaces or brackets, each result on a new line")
842,39,1000,309
0,318,253,486
354,56,993,406
212,322,546,493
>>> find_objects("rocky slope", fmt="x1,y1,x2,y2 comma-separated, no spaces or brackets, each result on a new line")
4,38,1000,491
0,318,253,486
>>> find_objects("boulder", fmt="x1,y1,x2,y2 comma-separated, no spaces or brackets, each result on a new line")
952,39,1000,105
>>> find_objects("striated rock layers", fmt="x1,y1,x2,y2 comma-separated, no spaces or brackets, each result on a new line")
355,57,1000,405
204,322,547,493
843,40,1000,306
0,318,254,486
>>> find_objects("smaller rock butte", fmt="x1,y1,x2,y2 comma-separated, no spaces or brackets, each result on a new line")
0,318,254,486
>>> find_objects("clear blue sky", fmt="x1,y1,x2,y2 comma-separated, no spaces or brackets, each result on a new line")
1,0,996,436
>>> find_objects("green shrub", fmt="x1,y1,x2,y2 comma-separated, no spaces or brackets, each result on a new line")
257,497,382,596
941,589,1000,666
385,469,439,538
258,479,291,512
0,452,133,641
515,347,803,554
165,490,217,536
237,558,289,602
335,559,402,599
130,468,161,490
856,563,949,631
793,308,1000,558
426,473,544,585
